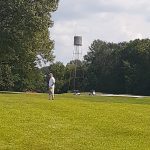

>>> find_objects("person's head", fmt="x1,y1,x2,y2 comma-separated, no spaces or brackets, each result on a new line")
49,73,53,78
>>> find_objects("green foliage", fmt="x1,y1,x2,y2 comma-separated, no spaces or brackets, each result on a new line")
120,39,150,95
41,62,66,93
66,60,85,91
37,39,150,95
49,62,66,93
84,40,124,92
0,64,14,90
84,39,150,95
0,0,59,91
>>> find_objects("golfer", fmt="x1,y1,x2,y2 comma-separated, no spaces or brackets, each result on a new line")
48,73,55,100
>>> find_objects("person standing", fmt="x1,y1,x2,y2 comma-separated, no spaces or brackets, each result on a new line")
48,73,55,100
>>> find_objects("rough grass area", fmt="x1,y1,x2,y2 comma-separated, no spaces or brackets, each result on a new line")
0,93,150,150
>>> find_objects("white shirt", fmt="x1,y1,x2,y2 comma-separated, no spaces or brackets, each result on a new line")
49,77,55,88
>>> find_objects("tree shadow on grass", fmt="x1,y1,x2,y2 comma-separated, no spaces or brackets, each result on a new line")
0,91,23,94
78,95,150,105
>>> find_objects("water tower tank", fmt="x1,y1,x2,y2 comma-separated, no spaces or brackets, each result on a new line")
74,36,82,46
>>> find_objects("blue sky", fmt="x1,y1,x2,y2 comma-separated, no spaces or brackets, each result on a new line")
51,0,150,65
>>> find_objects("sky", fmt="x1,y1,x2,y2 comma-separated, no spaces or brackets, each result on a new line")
51,0,150,65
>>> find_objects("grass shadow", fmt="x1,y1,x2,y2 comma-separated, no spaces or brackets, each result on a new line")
0,91,23,94
75,94,150,105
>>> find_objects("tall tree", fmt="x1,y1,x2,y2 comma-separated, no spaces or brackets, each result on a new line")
84,40,125,92
120,39,150,95
0,0,59,91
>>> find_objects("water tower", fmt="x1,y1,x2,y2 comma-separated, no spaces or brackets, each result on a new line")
74,36,82,59
73,36,82,90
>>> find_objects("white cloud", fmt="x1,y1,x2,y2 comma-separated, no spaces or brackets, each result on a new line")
51,0,150,64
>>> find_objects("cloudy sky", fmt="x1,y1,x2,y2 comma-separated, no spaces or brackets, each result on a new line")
51,0,150,64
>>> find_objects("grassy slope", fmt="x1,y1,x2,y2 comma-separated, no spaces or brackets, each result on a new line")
0,93,150,150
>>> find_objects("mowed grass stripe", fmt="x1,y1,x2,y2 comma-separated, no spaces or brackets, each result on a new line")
0,93,150,150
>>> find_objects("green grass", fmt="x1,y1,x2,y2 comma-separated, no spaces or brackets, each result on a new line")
0,93,150,150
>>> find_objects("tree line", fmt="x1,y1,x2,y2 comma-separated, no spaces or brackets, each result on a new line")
83,39,150,95
39,39,150,96
2,38,148,96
